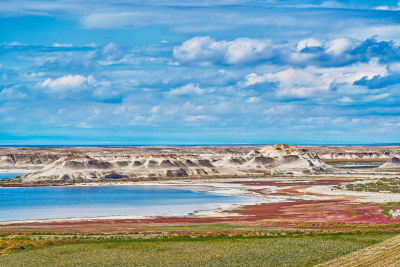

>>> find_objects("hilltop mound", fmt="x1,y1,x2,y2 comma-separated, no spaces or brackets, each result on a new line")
259,144,307,157
379,157,400,169
257,145,330,172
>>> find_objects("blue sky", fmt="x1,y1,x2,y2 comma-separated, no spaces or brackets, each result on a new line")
1,0,400,145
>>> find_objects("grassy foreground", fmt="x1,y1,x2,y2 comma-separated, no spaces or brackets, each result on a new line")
0,233,397,266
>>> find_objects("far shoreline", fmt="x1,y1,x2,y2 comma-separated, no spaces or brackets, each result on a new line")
0,179,263,225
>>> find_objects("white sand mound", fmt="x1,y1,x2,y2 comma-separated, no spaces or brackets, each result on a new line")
379,157,400,169
257,144,330,172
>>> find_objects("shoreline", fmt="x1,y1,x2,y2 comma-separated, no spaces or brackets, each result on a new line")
2,174,400,226
0,179,265,225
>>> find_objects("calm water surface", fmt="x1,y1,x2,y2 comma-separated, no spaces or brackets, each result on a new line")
0,186,253,221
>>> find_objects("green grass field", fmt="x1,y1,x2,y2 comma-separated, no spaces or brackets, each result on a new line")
0,233,397,267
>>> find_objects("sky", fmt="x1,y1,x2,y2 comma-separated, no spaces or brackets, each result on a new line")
1,0,400,145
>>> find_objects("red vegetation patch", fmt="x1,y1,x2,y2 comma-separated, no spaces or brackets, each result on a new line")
235,200,400,224
229,179,351,187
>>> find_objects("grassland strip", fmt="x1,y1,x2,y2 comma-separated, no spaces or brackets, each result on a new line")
0,233,397,266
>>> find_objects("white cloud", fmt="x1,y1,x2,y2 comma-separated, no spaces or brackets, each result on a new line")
174,36,365,67
113,105,137,115
363,93,390,102
173,36,272,65
339,96,354,103
246,96,260,103
295,37,356,55
76,122,92,128
296,38,322,51
172,37,225,64
168,83,205,95
242,73,269,87
374,2,400,11
326,38,354,54
52,43,73,47
151,105,160,113
40,75,92,92
7,41,26,47
267,67,328,97
375,6,390,10
101,42,123,61
0,85,27,100
224,38,272,64
184,115,213,122
241,59,387,97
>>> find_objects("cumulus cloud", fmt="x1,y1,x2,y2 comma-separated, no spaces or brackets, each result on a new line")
0,85,28,100
40,75,93,92
338,96,354,104
350,38,400,64
167,83,205,95
224,38,272,64
52,43,73,47
246,96,260,103
267,67,329,97
326,38,355,54
353,74,398,89
296,38,322,52
7,41,27,47
353,61,400,89
173,36,272,65
242,73,269,87
184,115,213,122
375,2,400,11
242,60,388,97
101,42,123,61
173,36,400,67
290,37,398,67
151,105,160,113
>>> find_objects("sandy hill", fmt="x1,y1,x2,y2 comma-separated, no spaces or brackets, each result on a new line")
257,144,329,171
379,157,400,169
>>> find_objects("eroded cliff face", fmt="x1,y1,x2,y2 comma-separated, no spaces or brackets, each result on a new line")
303,146,399,161
0,148,66,169
2,145,399,183
21,144,331,182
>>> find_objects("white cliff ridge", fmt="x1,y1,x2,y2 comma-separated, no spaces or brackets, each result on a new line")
21,144,331,182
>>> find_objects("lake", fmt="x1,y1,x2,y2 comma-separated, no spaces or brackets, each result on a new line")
0,186,253,222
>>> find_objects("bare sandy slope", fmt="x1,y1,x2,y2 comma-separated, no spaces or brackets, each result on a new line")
379,157,400,169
